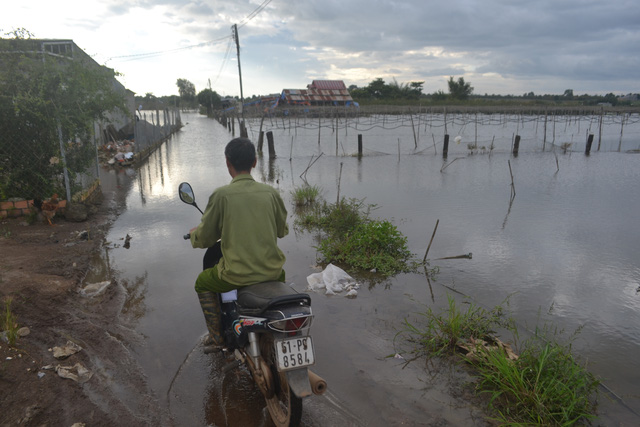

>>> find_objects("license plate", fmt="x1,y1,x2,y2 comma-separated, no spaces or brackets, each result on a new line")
275,336,315,371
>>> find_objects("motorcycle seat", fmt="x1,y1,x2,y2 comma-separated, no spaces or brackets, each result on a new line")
237,281,311,316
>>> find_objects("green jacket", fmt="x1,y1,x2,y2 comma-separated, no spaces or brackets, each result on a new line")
190,174,288,286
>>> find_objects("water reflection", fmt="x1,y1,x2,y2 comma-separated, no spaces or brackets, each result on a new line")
99,112,640,425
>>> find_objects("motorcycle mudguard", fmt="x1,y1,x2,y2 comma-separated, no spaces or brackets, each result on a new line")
286,368,313,398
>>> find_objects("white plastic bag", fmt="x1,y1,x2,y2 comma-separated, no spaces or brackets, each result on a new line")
306,264,359,296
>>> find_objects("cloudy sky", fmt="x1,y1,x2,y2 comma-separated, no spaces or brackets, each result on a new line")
3,0,639,98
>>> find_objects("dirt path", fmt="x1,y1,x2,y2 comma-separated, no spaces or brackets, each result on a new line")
0,186,168,426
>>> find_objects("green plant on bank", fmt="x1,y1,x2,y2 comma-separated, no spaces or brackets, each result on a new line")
297,197,370,236
317,219,420,276
402,294,509,357
2,298,19,347
400,295,599,426
296,197,422,276
470,334,599,426
291,185,321,207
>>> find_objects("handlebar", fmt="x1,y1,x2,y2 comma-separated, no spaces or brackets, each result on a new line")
184,233,190,240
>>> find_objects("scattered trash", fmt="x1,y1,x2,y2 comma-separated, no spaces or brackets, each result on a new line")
123,234,132,249
394,353,404,360
37,372,45,379
55,363,93,383
52,340,82,359
306,263,360,296
81,281,111,297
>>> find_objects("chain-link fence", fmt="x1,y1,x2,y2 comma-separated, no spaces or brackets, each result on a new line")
0,108,182,220
134,109,182,155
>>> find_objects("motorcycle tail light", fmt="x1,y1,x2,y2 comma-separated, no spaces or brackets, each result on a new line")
269,315,312,333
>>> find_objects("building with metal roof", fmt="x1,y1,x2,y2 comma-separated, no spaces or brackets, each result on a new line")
277,80,355,107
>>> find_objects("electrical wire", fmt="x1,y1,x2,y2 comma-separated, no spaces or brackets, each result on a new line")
106,36,231,62
211,36,234,87
237,0,274,28
106,0,274,63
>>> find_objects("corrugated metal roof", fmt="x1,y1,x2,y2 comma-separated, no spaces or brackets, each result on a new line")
281,88,353,104
308,80,348,91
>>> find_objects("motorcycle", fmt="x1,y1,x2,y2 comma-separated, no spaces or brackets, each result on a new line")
179,182,326,427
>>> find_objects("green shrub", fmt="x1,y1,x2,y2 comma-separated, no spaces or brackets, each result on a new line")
317,219,418,276
291,185,321,206
296,197,418,276
401,294,508,357
400,296,599,425
471,332,599,426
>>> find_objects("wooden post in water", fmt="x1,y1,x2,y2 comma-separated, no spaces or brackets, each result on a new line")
597,108,603,151
543,111,548,151
513,135,521,156
618,113,625,152
585,134,594,155
240,120,247,138
266,131,276,158
358,134,363,157
257,131,264,153
443,134,449,158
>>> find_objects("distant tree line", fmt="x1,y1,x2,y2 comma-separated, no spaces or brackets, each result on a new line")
349,76,636,106
139,75,637,113
135,78,224,115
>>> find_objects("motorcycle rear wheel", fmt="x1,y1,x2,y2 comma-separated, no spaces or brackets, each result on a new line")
260,334,303,427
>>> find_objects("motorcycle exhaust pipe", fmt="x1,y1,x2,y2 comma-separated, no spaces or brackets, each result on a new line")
308,369,327,395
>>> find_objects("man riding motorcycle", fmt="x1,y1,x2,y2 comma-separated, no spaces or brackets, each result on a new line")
189,137,289,349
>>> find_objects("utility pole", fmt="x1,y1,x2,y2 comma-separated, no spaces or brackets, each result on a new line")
232,24,246,136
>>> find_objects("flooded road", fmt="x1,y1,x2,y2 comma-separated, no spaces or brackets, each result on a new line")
96,112,640,425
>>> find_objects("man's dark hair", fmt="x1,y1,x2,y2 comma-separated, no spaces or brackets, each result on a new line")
225,138,256,172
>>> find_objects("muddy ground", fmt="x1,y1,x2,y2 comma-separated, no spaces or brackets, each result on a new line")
0,187,169,426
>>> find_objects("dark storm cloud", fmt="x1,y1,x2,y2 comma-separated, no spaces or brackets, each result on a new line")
261,0,639,90
83,0,638,94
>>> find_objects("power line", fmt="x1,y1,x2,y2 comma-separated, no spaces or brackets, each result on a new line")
106,36,231,62
106,0,274,62
211,36,234,87
237,0,274,28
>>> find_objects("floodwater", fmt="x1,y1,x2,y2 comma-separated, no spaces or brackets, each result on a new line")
94,112,640,426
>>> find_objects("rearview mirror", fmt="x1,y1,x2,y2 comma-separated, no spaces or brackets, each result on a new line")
179,182,203,214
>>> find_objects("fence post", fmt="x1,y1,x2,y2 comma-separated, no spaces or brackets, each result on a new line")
258,131,264,153
358,134,363,157
513,135,520,156
585,134,594,155
57,121,72,202
267,131,276,158
443,134,449,158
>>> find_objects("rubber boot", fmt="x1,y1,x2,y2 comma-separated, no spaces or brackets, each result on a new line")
197,291,225,349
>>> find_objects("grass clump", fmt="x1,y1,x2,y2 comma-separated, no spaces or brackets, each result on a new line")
470,328,599,426
402,294,508,357
400,295,599,426
291,185,321,207
1,298,19,347
296,197,420,276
